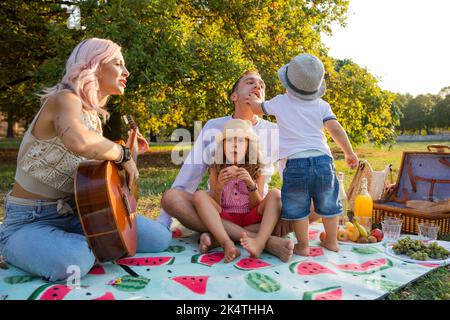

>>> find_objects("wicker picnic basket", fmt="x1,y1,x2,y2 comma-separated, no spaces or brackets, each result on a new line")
372,144,450,236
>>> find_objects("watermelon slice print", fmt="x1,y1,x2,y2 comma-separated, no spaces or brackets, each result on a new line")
289,261,336,275
116,256,175,266
110,275,150,292
245,272,281,293
352,247,382,255
309,247,324,257
332,258,393,275
303,286,342,300
172,276,209,295
27,284,73,300
234,258,271,271
365,278,401,292
93,292,116,300
88,265,106,275
24,283,115,300
4,275,40,285
309,230,318,240
165,245,186,253
191,252,224,267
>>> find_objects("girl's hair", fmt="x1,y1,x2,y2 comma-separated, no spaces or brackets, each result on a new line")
39,38,122,120
211,137,264,180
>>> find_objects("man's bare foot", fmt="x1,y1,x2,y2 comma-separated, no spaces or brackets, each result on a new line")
321,240,340,253
293,244,310,257
240,232,264,258
222,240,240,263
265,236,294,262
199,232,219,253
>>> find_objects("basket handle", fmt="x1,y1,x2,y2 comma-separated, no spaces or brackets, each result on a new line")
427,144,450,152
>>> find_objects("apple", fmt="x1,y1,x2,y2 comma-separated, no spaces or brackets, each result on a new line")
370,228,384,242
367,236,378,243
320,232,327,242
337,229,348,241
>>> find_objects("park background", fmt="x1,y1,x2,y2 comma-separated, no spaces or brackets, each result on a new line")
0,0,449,299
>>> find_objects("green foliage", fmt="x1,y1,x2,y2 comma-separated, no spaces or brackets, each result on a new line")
326,59,400,145
398,93,449,134
1,0,410,145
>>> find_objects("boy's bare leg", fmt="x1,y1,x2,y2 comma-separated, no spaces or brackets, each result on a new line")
321,216,340,252
240,190,282,258
193,191,240,263
292,219,310,256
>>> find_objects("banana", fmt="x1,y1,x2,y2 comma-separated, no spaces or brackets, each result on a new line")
353,219,368,238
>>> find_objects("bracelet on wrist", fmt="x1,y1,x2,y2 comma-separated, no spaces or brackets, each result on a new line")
247,183,258,192
114,145,131,164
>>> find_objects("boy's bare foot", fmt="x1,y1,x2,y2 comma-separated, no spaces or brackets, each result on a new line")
199,232,219,253
222,240,240,263
293,243,310,257
265,236,294,262
240,232,264,258
321,240,340,253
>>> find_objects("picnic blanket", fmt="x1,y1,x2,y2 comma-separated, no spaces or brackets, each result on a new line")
0,223,447,300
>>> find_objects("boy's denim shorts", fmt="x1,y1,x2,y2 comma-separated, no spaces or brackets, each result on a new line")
281,155,342,221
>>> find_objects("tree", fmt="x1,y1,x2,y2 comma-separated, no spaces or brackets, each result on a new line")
0,0,83,136
1,0,402,145
400,95,437,134
325,59,400,144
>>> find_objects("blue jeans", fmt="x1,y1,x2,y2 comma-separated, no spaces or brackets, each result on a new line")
281,155,342,221
0,193,172,282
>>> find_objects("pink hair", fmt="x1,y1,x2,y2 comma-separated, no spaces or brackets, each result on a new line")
40,38,122,120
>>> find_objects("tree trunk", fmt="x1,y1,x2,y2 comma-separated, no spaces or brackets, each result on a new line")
103,109,122,141
6,112,15,138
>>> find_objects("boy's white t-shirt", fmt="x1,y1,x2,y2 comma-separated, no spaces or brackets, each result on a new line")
262,93,337,159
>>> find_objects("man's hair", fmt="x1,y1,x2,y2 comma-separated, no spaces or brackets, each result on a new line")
229,70,261,99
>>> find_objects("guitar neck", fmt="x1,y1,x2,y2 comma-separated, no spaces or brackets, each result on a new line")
124,115,138,161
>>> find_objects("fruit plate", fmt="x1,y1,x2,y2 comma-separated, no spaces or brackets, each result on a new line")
385,241,450,265
338,240,383,246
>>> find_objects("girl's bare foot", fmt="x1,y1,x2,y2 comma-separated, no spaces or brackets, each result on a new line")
240,232,264,258
293,243,310,257
265,236,294,262
321,240,340,253
222,240,240,263
199,232,219,253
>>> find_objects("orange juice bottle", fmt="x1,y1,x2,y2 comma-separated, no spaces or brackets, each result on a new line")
354,178,373,218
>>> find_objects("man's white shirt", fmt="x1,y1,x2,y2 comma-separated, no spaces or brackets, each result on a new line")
157,115,280,227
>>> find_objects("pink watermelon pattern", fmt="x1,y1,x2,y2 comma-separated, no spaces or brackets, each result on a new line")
309,230,318,240
172,276,209,295
94,292,116,300
116,256,175,266
234,258,271,271
303,286,342,300
309,247,324,257
289,261,336,275
88,265,106,275
332,258,393,275
28,284,73,300
191,252,224,267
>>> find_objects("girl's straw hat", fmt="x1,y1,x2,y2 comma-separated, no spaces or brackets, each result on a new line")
214,119,258,144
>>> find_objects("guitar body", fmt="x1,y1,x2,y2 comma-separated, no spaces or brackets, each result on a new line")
74,159,138,262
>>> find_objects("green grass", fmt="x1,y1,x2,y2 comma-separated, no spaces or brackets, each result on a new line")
0,140,449,299
0,138,21,149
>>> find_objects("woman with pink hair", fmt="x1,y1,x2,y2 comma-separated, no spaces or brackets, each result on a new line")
0,38,172,282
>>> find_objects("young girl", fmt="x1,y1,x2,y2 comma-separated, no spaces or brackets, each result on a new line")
193,119,282,263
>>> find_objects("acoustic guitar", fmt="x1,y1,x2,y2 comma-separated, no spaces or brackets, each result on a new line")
74,115,139,262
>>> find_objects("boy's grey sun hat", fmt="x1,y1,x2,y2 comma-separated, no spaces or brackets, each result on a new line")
277,53,326,100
